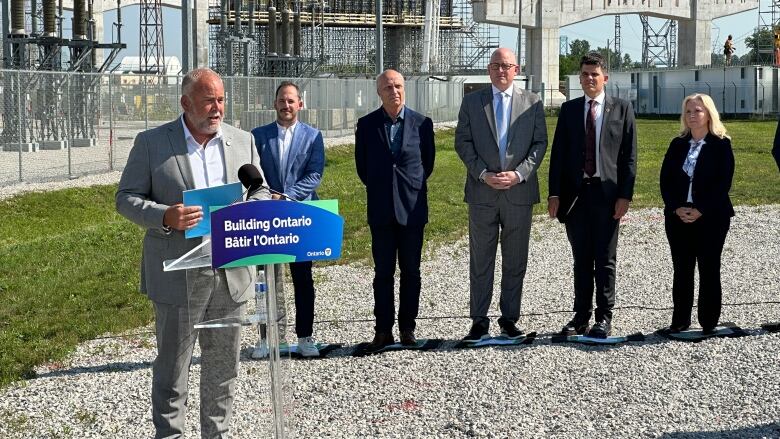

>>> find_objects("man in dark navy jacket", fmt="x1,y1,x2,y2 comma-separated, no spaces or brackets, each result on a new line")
773,116,780,171
355,69,435,351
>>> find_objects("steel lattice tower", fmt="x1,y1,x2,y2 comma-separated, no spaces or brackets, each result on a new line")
641,15,676,68
140,0,165,73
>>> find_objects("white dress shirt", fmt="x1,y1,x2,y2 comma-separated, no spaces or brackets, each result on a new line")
479,84,523,183
491,84,513,144
277,121,298,186
583,91,606,178
181,115,225,189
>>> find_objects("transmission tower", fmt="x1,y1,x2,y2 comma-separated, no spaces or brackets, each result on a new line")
560,36,569,56
640,15,677,68
140,0,165,73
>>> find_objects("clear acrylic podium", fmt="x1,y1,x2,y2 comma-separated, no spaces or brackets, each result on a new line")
163,238,290,438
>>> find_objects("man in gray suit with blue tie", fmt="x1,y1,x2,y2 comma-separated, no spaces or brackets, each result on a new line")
116,68,270,438
251,81,325,357
455,48,548,342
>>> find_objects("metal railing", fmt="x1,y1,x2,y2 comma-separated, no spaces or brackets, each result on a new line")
0,70,464,185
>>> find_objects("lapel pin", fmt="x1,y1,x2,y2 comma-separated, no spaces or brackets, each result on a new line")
225,140,231,146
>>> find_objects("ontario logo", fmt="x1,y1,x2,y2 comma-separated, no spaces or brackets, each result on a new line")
306,248,333,257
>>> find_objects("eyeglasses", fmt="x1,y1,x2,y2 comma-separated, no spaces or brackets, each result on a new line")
488,63,518,72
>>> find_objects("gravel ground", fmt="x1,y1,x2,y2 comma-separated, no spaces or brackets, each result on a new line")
1,201,779,438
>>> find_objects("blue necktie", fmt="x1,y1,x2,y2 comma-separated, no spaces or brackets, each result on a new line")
495,92,508,169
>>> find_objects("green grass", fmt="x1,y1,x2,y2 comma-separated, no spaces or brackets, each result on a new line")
1,118,778,389
0,186,151,388
321,117,780,264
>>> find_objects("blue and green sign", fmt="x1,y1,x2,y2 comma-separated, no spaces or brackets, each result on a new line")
210,199,343,268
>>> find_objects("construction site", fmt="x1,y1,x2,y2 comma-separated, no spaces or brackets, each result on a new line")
207,0,497,76
0,0,779,184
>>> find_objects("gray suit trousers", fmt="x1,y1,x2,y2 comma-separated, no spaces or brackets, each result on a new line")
152,268,245,439
468,197,533,327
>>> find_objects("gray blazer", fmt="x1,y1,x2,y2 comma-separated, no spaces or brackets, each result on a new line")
116,118,271,306
454,85,548,205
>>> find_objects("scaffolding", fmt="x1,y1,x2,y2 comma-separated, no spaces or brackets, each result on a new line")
757,0,780,63
208,0,497,77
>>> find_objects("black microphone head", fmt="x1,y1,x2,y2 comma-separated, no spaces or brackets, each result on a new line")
238,164,264,190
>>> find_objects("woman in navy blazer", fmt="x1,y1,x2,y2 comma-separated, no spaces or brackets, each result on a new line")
659,93,735,335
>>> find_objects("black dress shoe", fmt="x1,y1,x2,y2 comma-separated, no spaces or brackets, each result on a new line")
658,323,690,335
499,322,525,339
462,323,489,342
587,320,611,338
560,319,590,337
399,330,417,346
366,332,395,351
701,326,717,335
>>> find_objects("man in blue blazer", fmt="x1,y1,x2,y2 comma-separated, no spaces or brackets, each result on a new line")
251,81,325,357
355,69,435,351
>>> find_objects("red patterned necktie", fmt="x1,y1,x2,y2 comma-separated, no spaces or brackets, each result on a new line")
584,99,597,177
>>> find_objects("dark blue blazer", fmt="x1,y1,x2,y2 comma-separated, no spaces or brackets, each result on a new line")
660,133,735,218
251,121,325,201
773,117,780,172
355,106,435,227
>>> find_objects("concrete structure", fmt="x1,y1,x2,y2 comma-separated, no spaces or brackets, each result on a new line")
471,0,758,101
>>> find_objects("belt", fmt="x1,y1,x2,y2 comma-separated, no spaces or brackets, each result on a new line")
582,177,601,185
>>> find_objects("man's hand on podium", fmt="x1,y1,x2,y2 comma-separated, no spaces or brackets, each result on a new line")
164,203,203,231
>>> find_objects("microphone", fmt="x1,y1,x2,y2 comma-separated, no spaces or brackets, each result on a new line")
238,164,265,199
237,163,291,200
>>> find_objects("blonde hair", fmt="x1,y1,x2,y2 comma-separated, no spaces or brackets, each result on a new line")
678,93,730,139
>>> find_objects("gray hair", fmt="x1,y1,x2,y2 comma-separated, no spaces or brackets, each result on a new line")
375,69,404,91
181,68,222,97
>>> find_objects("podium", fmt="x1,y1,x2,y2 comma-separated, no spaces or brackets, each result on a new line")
163,199,343,438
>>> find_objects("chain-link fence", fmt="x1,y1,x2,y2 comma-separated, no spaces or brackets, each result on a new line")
0,70,464,186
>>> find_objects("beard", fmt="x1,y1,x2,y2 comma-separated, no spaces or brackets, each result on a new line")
197,113,223,134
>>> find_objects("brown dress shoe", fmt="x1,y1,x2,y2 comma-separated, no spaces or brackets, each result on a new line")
399,330,417,346
366,332,394,351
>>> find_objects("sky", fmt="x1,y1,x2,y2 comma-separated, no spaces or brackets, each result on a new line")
497,8,762,63
100,3,766,68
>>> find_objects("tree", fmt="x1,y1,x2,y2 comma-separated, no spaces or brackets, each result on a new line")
594,46,627,71
744,28,774,63
559,39,592,78
569,39,591,59
558,39,635,78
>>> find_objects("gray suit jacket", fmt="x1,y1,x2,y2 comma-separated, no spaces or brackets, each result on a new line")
116,118,271,306
454,85,548,205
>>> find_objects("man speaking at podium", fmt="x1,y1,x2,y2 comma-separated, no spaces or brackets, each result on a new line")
251,81,325,357
116,68,270,438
